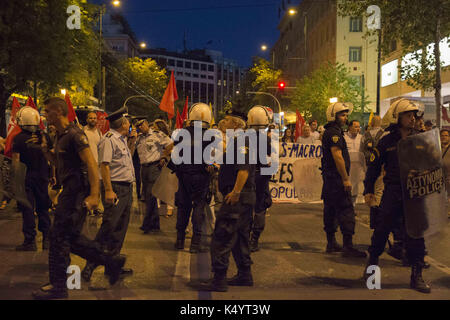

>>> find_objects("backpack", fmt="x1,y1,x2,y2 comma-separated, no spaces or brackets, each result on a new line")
362,128,384,164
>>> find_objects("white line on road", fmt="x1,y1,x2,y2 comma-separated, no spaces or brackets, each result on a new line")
171,250,191,292
355,216,450,276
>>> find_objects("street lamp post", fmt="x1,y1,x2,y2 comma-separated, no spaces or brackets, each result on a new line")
122,95,160,109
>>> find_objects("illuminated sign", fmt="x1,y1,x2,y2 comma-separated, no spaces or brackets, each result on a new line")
381,60,398,87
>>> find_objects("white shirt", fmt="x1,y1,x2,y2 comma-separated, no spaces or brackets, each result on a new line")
344,132,363,163
136,129,172,164
296,135,318,144
310,131,320,141
83,126,102,163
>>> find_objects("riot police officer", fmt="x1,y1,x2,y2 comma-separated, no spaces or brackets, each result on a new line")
81,106,136,282
135,118,173,233
321,102,366,258
172,103,214,253
201,109,256,292
247,105,273,252
364,99,431,293
12,106,51,251
32,97,125,300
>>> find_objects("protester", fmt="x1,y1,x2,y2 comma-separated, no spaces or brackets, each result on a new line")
296,125,318,144
282,128,294,143
414,115,426,132
441,129,450,201
309,119,320,140
424,120,433,131
344,120,365,206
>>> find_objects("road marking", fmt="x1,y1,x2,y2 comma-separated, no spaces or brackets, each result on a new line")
171,250,191,292
355,216,450,276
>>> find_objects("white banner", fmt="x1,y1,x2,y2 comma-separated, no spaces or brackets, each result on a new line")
270,142,323,203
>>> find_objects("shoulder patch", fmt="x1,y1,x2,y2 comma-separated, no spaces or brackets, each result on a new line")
370,153,376,162
105,132,113,138
332,135,340,143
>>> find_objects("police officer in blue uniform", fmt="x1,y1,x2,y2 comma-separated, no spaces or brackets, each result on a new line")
171,103,214,253
32,98,125,300
364,99,431,293
321,102,366,258
201,109,256,292
246,105,273,253
135,118,173,233
12,106,51,251
81,106,136,282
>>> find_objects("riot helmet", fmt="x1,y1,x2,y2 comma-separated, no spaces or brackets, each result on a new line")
16,107,41,133
188,103,212,128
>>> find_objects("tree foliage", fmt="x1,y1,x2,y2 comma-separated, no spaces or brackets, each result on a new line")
0,0,100,135
338,0,450,94
290,62,365,125
105,56,167,119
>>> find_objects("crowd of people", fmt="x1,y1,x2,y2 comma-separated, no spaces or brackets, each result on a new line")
0,96,449,299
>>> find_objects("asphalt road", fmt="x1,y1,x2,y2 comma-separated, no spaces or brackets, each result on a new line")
0,198,449,300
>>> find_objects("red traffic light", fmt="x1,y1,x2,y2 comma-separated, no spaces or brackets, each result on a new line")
278,81,286,89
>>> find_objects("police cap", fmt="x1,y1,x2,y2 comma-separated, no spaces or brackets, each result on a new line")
133,116,148,127
106,106,128,122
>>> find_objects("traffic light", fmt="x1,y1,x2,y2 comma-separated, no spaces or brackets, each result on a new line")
278,81,286,91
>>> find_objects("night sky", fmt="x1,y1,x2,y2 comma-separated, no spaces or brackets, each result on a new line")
98,0,284,67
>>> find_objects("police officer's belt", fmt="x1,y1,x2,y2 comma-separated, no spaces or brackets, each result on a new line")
142,160,160,167
111,181,132,187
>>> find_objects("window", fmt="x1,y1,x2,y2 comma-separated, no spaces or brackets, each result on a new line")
350,75,362,87
185,61,191,69
208,65,214,72
200,75,206,79
349,47,362,62
208,75,214,80
177,60,183,67
193,73,199,78
201,64,207,71
193,63,199,70
177,72,183,76
168,59,175,66
349,17,362,32
185,72,191,77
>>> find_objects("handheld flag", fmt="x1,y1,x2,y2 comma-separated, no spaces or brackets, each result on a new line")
294,110,305,142
159,71,178,119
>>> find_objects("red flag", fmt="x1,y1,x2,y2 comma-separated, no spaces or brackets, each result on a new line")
7,97,21,135
159,71,178,119
96,111,110,135
26,96,45,130
181,96,189,121
442,106,450,123
294,110,306,142
65,93,78,123
176,110,183,129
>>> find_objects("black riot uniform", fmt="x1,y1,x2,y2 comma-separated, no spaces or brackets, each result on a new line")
12,130,51,251
249,130,273,252
364,125,429,292
32,124,125,300
321,121,366,257
204,128,256,292
173,124,211,253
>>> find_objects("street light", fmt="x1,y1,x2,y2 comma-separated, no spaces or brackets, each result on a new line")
140,42,147,49
330,97,338,103
112,0,121,7
261,45,267,51
61,89,66,96
288,9,297,15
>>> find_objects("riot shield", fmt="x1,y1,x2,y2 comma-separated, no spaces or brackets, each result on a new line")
0,155,32,209
151,165,178,208
293,158,323,202
398,128,447,239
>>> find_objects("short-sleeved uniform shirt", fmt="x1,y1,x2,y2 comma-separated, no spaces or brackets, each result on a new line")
218,134,256,196
55,124,90,184
98,129,135,183
321,122,350,179
136,128,172,164
12,130,51,179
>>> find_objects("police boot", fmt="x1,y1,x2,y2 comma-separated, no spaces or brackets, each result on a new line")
249,234,260,252
342,235,367,258
325,233,342,253
16,240,37,251
104,254,126,285
81,262,98,282
32,283,68,300
190,234,201,253
410,263,431,294
362,255,379,281
200,271,228,292
227,267,254,286
175,231,185,250
387,240,403,261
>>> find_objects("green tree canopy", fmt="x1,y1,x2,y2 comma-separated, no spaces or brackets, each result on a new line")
290,62,365,125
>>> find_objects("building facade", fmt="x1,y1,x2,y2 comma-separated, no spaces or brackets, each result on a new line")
102,13,139,59
272,0,378,113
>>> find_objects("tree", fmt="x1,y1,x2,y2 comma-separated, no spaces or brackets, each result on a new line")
290,62,366,125
105,56,167,119
0,0,100,135
338,0,450,127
